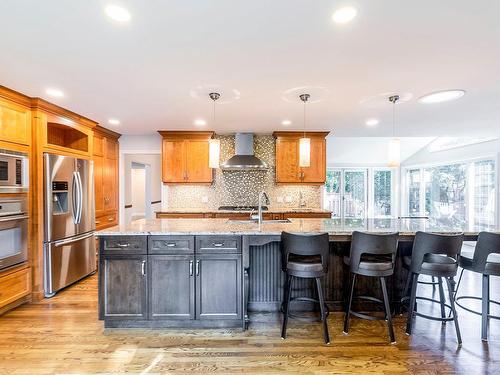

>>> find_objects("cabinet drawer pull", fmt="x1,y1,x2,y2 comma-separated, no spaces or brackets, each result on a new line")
212,243,224,247
195,260,200,276
141,260,146,276
165,242,176,247
108,217,114,221
116,243,130,248
189,260,193,276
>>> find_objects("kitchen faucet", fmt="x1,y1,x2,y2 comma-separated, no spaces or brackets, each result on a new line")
251,191,270,225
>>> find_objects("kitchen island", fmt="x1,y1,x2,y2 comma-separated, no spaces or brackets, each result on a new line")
97,218,496,329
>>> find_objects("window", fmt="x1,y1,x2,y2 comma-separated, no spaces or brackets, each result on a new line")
324,168,396,219
404,159,496,228
373,170,392,217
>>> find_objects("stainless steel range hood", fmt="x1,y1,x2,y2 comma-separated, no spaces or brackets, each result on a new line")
220,133,268,171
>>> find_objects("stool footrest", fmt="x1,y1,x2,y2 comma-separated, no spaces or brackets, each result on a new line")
411,296,454,322
456,296,500,320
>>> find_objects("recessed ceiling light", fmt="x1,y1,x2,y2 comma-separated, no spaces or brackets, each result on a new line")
104,4,131,23
332,6,357,24
281,120,292,126
418,90,465,104
108,118,120,126
365,118,379,127
194,119,207,127
45,88,64,98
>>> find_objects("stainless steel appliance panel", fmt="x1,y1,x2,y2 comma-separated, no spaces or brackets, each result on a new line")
0,212,28,270
0,151,26,187
44,231,96,296
44,153,78,242
75,158,95,235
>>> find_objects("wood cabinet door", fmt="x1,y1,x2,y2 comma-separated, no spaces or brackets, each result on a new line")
103,157,118,212
275,138,300,183
0,99,31,146
185,140,212,183
301,137,326,183
94,155,104,216
148,255,195,320
99,255,148,320
93,134,104,157
162,139,185,183
195,254,242,320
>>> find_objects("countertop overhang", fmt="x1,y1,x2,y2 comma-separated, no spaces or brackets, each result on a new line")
97,218,498,239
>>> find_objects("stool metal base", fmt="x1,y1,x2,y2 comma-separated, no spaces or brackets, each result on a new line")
455,296,500,320
280,297,330,322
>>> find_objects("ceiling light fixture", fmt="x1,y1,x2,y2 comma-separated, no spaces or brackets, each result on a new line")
194,119,207,127
108,118,120,126
45,88,64,98
418,89,465,104
332,6,357,24
208,93,221,169
365,118,379,127
299,94,311,168
104,4,131,22
387,95,400,167
281,120,292,126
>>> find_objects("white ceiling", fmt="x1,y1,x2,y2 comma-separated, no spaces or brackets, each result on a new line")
327,137,434,166
1,1,500,136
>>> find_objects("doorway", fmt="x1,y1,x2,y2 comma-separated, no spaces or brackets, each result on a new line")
324,169,367,219
130,162,152,222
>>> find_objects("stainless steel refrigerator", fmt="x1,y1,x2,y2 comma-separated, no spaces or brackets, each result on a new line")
43,153,96,297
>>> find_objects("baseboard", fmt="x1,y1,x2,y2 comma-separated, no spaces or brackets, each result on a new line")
0,294,31,316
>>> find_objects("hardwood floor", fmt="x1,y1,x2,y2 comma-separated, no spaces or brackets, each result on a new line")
0,272,498,375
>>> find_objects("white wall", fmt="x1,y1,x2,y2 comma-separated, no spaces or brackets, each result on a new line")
119,134,162,224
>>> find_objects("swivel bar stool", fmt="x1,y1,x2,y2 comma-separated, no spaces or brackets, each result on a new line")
343,231,399,344
453,231,500,341
405,231,464,345
281,231,330,344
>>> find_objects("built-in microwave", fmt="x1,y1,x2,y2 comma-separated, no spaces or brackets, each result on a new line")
0,150,26,187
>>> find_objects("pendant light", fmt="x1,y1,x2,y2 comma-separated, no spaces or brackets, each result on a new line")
208,92,221,168
299,93,311,167
387,94,400,167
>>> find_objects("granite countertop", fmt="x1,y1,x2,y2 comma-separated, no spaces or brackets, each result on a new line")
97,217,498,237
156,208,332,214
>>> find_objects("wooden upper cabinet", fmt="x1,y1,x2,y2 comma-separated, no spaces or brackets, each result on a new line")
273,132,329,184
0,89,31,146
93,126,120,228
159,131,214,184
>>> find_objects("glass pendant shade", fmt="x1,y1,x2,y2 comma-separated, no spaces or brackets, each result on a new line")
299,137,311,167
387,138,400,167
208,139,220,168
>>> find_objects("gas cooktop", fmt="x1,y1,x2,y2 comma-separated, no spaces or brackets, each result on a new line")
218,205,268,211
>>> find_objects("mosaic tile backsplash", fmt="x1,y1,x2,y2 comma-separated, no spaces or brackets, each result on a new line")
162,134,323,210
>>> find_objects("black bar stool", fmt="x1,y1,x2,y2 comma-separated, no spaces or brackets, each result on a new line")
281,231,330,344
453,232,500,341
405,231,464,345
343,231,399,344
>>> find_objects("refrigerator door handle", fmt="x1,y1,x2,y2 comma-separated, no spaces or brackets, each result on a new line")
76,171,83,224
71,172,79,224
53,231,95,247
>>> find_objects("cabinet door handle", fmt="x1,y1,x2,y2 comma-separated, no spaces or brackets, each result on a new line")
141,260,146,276
195,260,200,276
189,260,193,276
108,217,114,221
212,243,224,247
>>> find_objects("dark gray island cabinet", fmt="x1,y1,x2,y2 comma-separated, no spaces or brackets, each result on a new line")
99,235,243,328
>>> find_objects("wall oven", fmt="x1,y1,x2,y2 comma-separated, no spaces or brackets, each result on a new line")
0,196,28,270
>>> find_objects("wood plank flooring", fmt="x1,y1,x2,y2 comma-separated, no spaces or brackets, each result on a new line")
0,272,498,375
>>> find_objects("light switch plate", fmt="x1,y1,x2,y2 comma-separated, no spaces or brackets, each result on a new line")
201,196,209,203
277,196,284,203
285,196,293,203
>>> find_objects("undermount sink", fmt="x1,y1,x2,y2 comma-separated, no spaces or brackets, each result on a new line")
227,219,292,224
